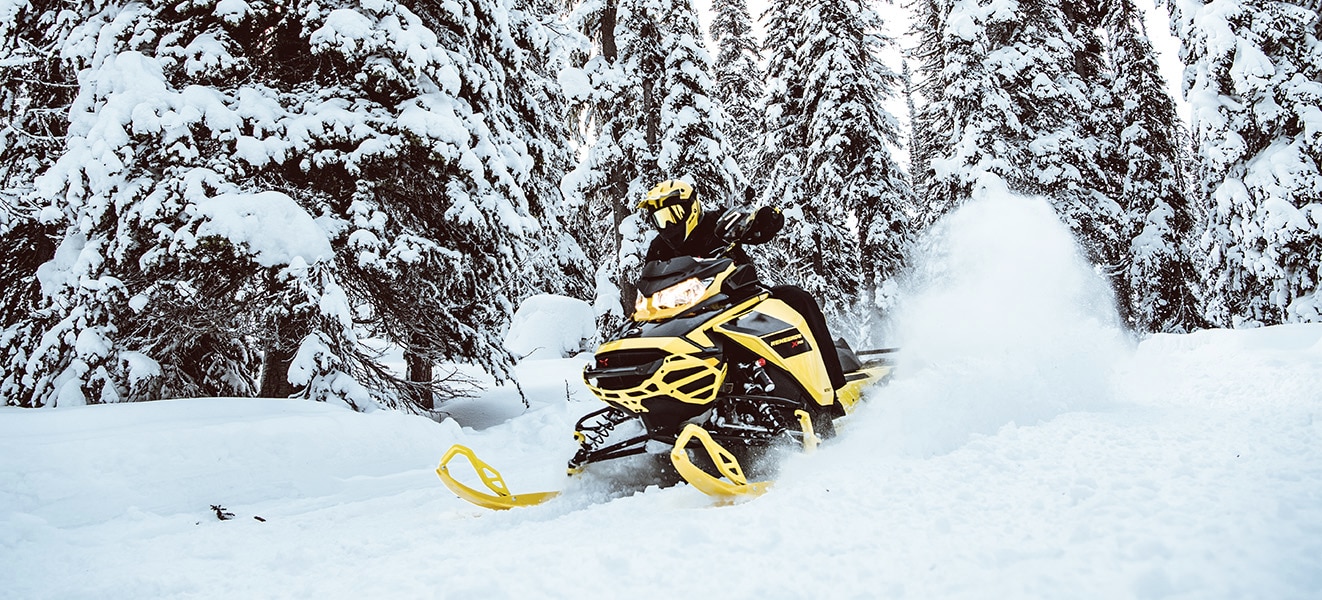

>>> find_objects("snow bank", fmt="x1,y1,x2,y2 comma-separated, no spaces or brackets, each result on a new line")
0,399,460,529
503,294,596,361
1,324,1320,598
1117,323,1322,411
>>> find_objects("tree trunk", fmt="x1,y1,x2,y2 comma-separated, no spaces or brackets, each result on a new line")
405,333,434,410
601,0,639,316
259,342,299,398
601,0,617,59
259,311,301,398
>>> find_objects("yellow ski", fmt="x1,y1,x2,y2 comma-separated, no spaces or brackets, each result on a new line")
669,423,773,499
436,445,559,510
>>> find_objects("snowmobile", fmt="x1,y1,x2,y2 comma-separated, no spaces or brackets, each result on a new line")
437,255,895,509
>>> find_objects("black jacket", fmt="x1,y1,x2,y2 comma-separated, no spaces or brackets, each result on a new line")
645,206,783,266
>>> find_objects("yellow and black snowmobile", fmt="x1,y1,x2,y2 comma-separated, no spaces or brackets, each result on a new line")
437,255,894,509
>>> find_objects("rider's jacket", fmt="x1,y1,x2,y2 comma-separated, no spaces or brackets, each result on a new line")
645,206,783,265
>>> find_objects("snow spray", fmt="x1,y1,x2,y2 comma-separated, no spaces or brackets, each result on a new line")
860,180,1133,457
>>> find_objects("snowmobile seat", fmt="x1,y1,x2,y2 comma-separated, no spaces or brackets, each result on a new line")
834,337,863,373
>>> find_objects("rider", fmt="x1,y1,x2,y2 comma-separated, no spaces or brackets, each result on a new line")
637,179,847,391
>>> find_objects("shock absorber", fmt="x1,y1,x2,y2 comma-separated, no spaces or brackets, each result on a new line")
738,358,776,394
750,358,775,393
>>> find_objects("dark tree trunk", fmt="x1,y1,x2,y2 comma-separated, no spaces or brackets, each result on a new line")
601,0,617,59
405,333,434,410
259,313,300,398
259,342,299,398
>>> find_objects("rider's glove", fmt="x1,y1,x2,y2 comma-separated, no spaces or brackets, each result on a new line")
716,209,754,243
741,206,784,244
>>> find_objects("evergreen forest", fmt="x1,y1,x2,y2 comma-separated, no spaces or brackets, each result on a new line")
1,0,1318,409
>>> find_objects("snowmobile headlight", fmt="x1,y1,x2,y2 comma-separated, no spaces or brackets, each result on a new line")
635,277,712,314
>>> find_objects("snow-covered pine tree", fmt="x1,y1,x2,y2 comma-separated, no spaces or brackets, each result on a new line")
905,0,953,224
756,0,831,308
0,0,553,409
710,0,763,181
1061,2,1138,326
372,0,591,400
1171,0,1322,325
755,0,804,185
0,0,71,329
2,0,275,406
1104,0,1204,333
562,0,661,324
563,0,737,322
917,0,1126,309
478,0,593,302
656,0,741,204
755,0,912,329
275,0,578,409
911,0,1002,215
901,57,923,205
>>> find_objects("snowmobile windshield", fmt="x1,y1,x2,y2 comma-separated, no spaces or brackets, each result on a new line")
633,257,738,322
637,257,732,297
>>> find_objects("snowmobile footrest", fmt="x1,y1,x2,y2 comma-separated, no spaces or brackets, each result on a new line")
670,424,772,499
436,444,559,510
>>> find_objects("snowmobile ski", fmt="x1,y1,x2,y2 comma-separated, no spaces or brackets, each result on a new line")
669,423,773,499
668,409,819,500
436,445,559,510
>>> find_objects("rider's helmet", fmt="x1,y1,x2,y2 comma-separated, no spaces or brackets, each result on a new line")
639,179,700,241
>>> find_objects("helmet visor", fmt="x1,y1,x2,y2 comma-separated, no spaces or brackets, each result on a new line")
651,204,687,229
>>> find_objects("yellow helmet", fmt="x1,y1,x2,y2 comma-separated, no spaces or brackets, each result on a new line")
638,179,701,239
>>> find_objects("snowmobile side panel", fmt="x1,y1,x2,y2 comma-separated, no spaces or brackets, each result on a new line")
714,299,835,406
670,423,773,499
677,295,765,349
436,445,559,510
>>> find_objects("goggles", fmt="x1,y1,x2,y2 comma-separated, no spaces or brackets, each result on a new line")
641,194,692,229
651,203,688,228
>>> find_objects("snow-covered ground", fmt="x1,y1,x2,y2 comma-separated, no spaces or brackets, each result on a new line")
3,188,1320,599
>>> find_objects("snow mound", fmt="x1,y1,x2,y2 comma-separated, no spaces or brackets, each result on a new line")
503,294,596,361
1117,323,1322,410
2,321,1321,598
